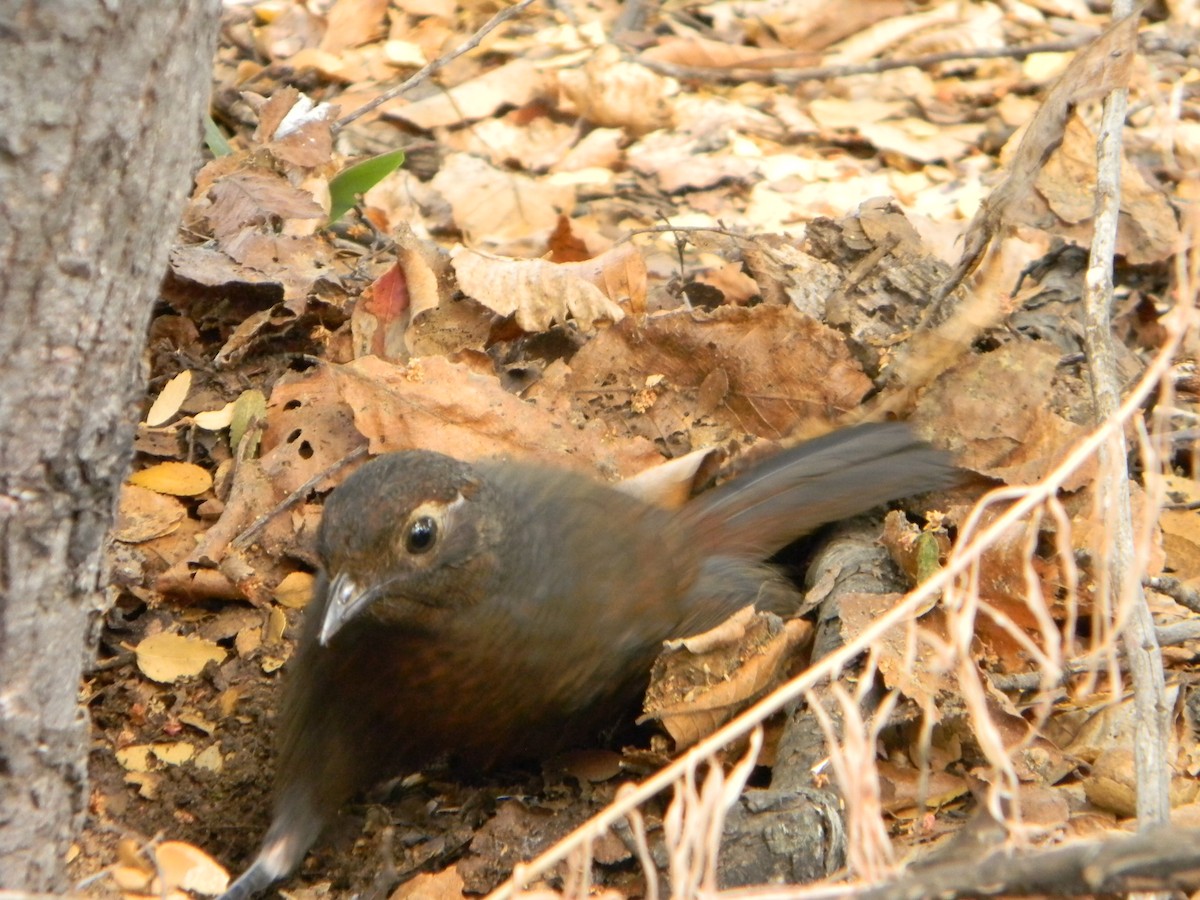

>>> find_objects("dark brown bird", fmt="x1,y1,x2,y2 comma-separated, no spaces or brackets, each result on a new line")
218,423,955,898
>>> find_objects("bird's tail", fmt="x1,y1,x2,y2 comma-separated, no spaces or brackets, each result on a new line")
680,422,957,560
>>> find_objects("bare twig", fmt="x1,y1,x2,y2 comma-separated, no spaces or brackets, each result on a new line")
633,36,1094,86
1077,1,1170,826
230,445,368,551
334,0,539,131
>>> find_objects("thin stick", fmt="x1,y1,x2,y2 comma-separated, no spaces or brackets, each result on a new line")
635,36,1094,86
1076,2,1169,826
230,445,368,551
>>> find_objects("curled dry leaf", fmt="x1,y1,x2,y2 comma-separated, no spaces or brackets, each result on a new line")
452,245,637,331
644,612,809,749
352,260,410,362
616,446,722,510
149,841,230,897
145,370,192,427
113,485,186,543
134,633,227,683
193,400,236,431
128,462,213,497
273,571,315,609
559,43,676,135
112,839,229,899
230,388,267,454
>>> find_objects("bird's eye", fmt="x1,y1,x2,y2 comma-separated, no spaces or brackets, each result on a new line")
405,515,438,554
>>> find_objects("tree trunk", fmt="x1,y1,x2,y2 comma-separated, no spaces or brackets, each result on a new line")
0,2,220,889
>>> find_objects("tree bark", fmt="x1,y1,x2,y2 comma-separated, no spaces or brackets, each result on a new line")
0,2,220,889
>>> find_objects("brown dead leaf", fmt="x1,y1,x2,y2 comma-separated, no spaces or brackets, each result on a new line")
390,868,467,900
451,247,630,331
260,370,366,494
388,60,549,130
204,171,325,241
840,593,954,708
565,305,873,445
219,232,331,306
1018,114,1182,265
695,261,759,305
319,0,388,53
112,839,228,898
626,131,758,193
431,153,575,253
559,44,676,135
114,485,186,544
328,355,662,476
857,119,985,165
352,261,410,361
644,612,809,749
641,36,820,70
1162,507,1200,584
877,759,970,817
617,446,723,510
252,88,337,169
943,10,1139,292
913,340,1093,488
273,571,315,609
150,841,230,897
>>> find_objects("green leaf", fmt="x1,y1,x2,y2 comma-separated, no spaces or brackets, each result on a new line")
230,389,267,457
204,114,232,158
327,149,406,224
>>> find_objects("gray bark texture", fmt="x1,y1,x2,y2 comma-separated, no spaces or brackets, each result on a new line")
0,1,220,889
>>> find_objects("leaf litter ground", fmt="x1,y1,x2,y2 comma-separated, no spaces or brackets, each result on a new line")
72,2,1200,899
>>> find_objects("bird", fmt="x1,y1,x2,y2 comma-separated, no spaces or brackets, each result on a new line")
217,422,955,899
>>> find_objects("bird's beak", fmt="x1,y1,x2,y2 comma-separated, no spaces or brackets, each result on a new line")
317,571,376,646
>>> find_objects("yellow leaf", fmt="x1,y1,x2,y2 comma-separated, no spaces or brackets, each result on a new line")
153,742,195,766
151,841,230,897
115,745,154,772
273,571,315,609
135,633,226,683
128,462,213,497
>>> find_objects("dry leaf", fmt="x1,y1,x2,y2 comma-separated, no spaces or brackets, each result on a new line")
352,260,411,361
128,462,213,497
114,485,186,543
645,613,808,748
134,633,227,683
193,400,236,431
273,571,315,609
388,60,548,130
451,248,627,331
945,10,1139,291
204,171,325,241
115,742,194,771
559,44,675,135
146,370,192,427
150,841,230,897
431,153,574,253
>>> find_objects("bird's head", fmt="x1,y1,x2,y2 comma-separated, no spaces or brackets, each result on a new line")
313,451,493,645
